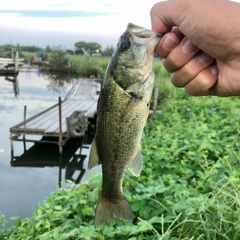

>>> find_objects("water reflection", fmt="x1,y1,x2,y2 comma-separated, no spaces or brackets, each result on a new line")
10,128,95,187
14,65,81,94
41,71,82,94
2,75,19,97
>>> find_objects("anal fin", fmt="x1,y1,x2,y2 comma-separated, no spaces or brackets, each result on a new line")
88,137,100,169
128,147,143,177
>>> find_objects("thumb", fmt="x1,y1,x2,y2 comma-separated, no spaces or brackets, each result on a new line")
150,1,183,33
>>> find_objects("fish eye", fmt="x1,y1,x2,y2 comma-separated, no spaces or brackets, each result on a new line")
120,40,131,51
120,32,132,52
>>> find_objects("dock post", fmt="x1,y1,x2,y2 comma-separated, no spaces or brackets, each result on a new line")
58,154,62,188
23,105,27,152
15,51,19,73
10,133,14,164
12,47,18,73
10,133,13,152
58,97,63,154
153,85,159,114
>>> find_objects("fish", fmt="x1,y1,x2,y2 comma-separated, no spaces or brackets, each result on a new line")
88,22,161,227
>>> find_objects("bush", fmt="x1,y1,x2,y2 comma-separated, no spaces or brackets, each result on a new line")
71,56,107,78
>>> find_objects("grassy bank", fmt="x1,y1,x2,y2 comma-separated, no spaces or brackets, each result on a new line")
21,51,110,78
1,63,240,239
22,52,165,83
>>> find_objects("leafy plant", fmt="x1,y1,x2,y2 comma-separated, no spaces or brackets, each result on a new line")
1,80,240,239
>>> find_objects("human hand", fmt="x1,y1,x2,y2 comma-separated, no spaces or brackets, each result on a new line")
151,0,240,96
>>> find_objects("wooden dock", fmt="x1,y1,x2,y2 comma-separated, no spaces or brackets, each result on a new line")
0,48,19,75
10,128,96,185
10,78,101,153
0,69,19,75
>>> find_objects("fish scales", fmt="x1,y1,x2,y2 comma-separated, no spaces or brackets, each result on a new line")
99,77,147,195
88,23,161,227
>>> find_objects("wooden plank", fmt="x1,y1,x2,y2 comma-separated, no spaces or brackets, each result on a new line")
45,100,86,133
21,99,81,131
12,128,46,134
18,101,65,130
46,99,97,133
10,78,100,138
65,79,87,99
18,100,64,129
87,102,98,118
65,80,82,99
11,102,60,130
24,99,94,134
25,100,75,132
66,79,100,100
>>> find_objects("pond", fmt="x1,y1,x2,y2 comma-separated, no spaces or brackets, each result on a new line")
0,66,100,224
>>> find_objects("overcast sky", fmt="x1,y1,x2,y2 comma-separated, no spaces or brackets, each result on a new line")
0,0,240,50
0,0,160,49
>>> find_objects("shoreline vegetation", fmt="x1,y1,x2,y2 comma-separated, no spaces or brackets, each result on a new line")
0,43,114,78
24,52,111,79
1,48,240,239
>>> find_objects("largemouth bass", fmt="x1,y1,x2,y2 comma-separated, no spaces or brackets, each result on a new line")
88,23,161,227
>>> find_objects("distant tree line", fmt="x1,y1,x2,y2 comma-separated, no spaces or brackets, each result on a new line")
0,41,115,57
102,45,115,56
73,41,115,56
0,44,43,52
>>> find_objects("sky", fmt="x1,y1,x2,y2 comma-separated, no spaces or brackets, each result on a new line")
0,0,161,50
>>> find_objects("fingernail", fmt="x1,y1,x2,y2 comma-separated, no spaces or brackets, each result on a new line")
198,53,213,64
162,37,176,51
182,38,198,54
210,65,218,76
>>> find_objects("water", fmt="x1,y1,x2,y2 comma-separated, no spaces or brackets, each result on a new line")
0,67,100,224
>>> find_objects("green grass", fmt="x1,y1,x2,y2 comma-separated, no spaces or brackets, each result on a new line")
70,55,110,78
1,60,240,239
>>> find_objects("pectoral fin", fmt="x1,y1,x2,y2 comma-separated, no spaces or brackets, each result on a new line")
88,137,100,169
124,98,150,123
123,100,140,121
128,147,142,176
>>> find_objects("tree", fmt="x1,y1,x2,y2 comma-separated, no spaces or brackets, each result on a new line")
102,45,115,56
74,41,87,55
46,45,51,53
87,42,101,55
74,41,102,55
66,49,74,55
20,45,43,52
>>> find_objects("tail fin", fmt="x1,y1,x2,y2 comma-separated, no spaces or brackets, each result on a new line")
94,194,134,227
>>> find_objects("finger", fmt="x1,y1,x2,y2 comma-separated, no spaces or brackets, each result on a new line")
170,52,215,87
184,65,218,96
150,12,172,33
150,1,182,33
150,0,238,58
171,26,184,40
163,37,200,73
155,31,181,58
150,3,173,33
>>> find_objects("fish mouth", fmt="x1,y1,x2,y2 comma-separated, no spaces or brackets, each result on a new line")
119,23,161,52
105,23,162,90
127,22,162,45
118,23,161,69
127,22,162,39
